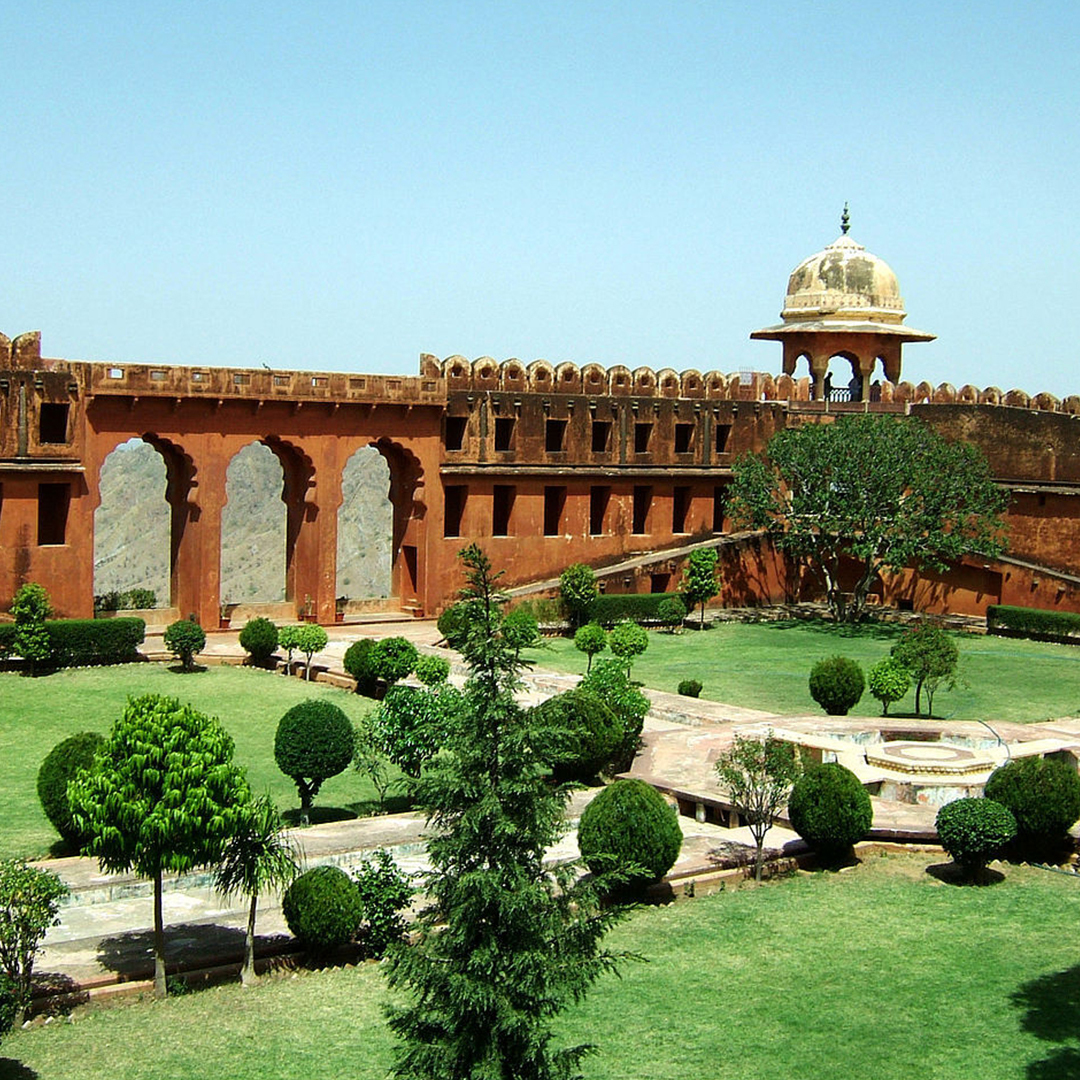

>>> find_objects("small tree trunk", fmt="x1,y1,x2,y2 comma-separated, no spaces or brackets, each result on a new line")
300,786,311,827
242,894,258,987
699,602,706,630
153,869,167,999
914,678,924,716
754,840,764,883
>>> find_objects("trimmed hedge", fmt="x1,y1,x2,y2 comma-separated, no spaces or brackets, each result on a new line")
529,689,623,782
787,763,873,861
282,866,364,953
0,618,144,666
589,593,675,627
238,617,279,663
984,756,1080,844
936,797,1016,879
37,732,107,849
987,604,1080,644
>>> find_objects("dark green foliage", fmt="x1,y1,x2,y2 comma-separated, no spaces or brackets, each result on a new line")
577,779,682,887
808,655,865,715
502,606,540,654
94,588,156,612
0,975,17,1047
37,731,106,849
787,763,873,861
608,619,649,676
573,622,608,672
579,658,649,774
386,544,630,1080
729,414,1007,623
984,757,1080,846
436,603,470,648
677,678,702,698
0,618,145,669
936,797,1016,880
867,656,911,715
657,596,687,631
10,583,52,673
0,624,11,658
353,849,413,958
681,547,719,628
559,562,599,628
414,654,451,686
163,618,206,671
68,694,249,998
589,593,678,626
890,623,959,715
529,690,622,782
282,866,364,953
239,617,279,663
369,636,418,686
987,604,1080,643
274,700,355,824
344,637,378,695
294,623,328,680
370,684,461,777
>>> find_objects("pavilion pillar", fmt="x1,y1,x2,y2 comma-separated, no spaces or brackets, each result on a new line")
170,449,226,631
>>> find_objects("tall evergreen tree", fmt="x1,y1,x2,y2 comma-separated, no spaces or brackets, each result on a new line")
386,545,630,1080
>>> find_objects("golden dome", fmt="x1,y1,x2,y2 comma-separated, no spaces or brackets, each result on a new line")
781,232,906,325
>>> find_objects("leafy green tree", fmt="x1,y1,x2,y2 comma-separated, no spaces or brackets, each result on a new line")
213,794,300,987
573,622,608,672
163,617,206,672
294,623,329,681
715,734,801,882
370,684,462,778
353,713,395,808
867,657,911,716
656,596,687,633
385,545,630,1080
68,694,249,998
354,849,413,958
10,583,52,676
559,563,599,628
890,623,960,715
579,658,650,774
370,636,419,686
278,624,302,673
729,415,1007,623
608,618,649,678
414,654,451,686
0,861,68,1023
681,547,719,629
274,700,355,824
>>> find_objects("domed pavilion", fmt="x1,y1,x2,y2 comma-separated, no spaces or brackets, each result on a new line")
751,207,935,401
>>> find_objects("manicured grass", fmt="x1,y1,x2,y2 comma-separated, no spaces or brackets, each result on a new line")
525,620,1080,723
5,851,1079,1079
0,664,390,861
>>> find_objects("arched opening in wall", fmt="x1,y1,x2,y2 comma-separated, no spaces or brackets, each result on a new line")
823,353,863,402
221,443,287,603
93,438,170,610
337,447,393,601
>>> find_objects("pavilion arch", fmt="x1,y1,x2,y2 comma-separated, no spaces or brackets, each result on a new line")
822,351,864,400
93,437,171,608
337,446,393,600
368,436,426,604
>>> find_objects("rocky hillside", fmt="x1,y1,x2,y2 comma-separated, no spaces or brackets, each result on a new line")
94,440,393,605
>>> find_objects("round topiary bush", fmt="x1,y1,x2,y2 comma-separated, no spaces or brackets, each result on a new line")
238,617,279,664
935,797,1016,881
529,690,623,782
677,679,702,698
657,596,687,631
344,638,378,695
414,654,451,686
867,656,911,716
369,637,418,686
37,731,106,849
274,700,356,823
577,778,683,888
437,603,470,649
787,763,873,862
163,618,206,672
808,655,865,716
282,865,364,953
984,756,1080,848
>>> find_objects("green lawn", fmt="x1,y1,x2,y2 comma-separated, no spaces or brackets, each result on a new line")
524,620,1080,723
0,664,388,861
4,851,1079,1079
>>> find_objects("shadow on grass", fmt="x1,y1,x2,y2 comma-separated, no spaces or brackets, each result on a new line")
1011,964,1080,1077
0,1059,39,1079
165,664,208,675
760,618,904,642
925,861,1006,886
281,806,357,826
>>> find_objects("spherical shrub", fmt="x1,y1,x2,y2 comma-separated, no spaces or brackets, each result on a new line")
369,637,418,686
936,797,1016,879
608,620,649,671
808,655,865,715
282,865,364,953
573,623,608,670
529,690,622,782
274,700,355,821
657,596,687,630
985,757,1080,845
502,607,539,652
344,638,378,695
37,731,106,849
677,679,702,698
238,617,278,664
867,657,911,716
436,603,469,648
579,659,650,774
163,618,206,671
577,778,683,888
414,654,451,686
787,763,873,861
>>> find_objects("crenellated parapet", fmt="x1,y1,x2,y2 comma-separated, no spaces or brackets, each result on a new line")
424,353,1079,414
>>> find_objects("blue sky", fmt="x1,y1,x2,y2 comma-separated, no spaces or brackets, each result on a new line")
2,2,1078,395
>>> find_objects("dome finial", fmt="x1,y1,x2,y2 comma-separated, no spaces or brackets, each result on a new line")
841,202,850,235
